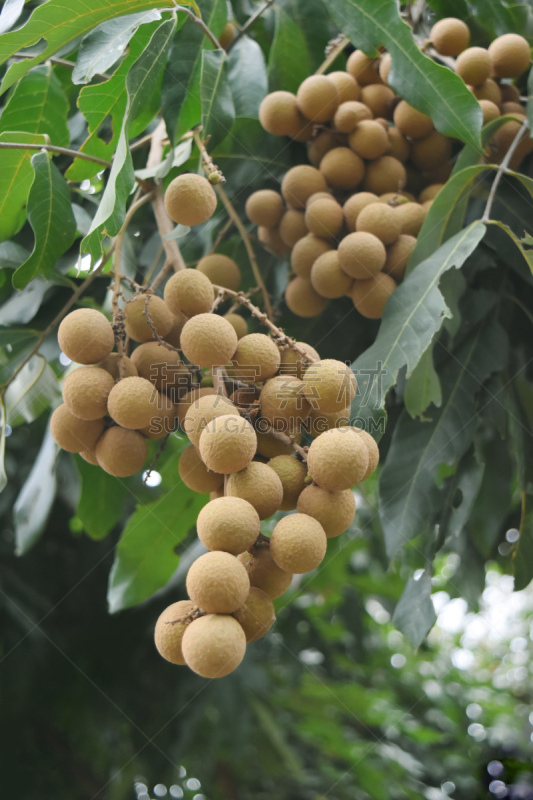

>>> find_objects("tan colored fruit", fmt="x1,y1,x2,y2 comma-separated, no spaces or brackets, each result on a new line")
478,99,500,125
245,190,285,228
356,202,401,245
384,234,417,280
267,455,308,511
197,496,260,555
419,184,443,203
297,484,355,538
337,231,386,279
259,91,309,138
291,234,332,279
307,191,334,206
178,444,224,493
379,52,392,82
349,120,389,160
199,414,257,474
234,587,275,642
164,173,217,226
219,21,236,50
307,130,338,166
62,366,114,420
430,17,470,56
140,391,176,439
364,155,407,195
308,426,369,490
255,430,302,459
333,100,372,133
180,313,238,370
279,209,308,247
346,50,382,85
311,251,353,299
79,449,99,466
410,131,452,172
183,393,236,448
360,84,395,119
176,386,216,426
471,78,501,105
182,613,246,678
196,254,241,292
230,333,281,383
107,376,157,429
304,197,344,240
154,600,195,665
328,72,360,103
279,342,319,380
455,47,492,86
98,353,137,380
285,277,328,318
124,295,173,343
488,33,531,78
270,513,327,573
50,404,104,453
343,192,379,231
164,269,214,318
58,308,114,365
351,272,397,319
380,192,414,204
230,385,260,409
95,426,147,476
259,376,310,432
501,101,524,115
237,546,292,598
500,84,520,103
319,147,365,191
394,202,426,236
186,551,250,613
393,101,434,139
210,487,225,500
226,461,284,520
306,406,350,436
162,312,186,348
296,75,339,122
257,225,291,255
131,342,189,393
354,427,380,478
387,127,410,162
491,115,531,167
303,358,356,414
224,313,248,340
281,165,328,209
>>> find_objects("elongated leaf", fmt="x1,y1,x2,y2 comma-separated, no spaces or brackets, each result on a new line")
404,346,442,419
0,242,30,268
13,427,58,555
0,0,24,35
392,570,436,650
0,277,48,325
468,0,529,36
0,398,7,494
0,64,70,146
5,356,60,427
75,456,128,540
212,119,292,188
438,450,485,543
508,378,533,590
13,152,77,290
200,49,235,149
467,433,513,557
228,36,268,119
0,132,47,242
328,0,482,148
268,6,313,93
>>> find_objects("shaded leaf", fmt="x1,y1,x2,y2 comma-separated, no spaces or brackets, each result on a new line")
0,64,70,146
268,6,313,93
404,346,442,419
200,49,235,149
4,355,60,427
13,427,58,555
509,378,533,590
0,277,49,325
0,0,24,35
212,118,292,189
0,241,30,268
468,0,529,36
467,433,513,557
228,36,268,119
527,68,533,134
438,449,485,543
0,131,47,242
0,398,7,494
75,456,128,540
392,570,436,650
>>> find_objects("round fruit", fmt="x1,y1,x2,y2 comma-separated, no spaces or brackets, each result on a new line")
230,333,281,383
387,127,410,162
131,342,189,393
297,484,355,538
500,84,521,103
62,366,114,420
58,308,114,365
337,231,386,279
311,251,353,299
176,386,216,426
183,393,236,448
488,33,531,78
354,427,380,478
394,202,426,236
393,101,434,139
455,47,492,86
296,75,339,122
360,84,395,118
419,184,443,203
234,587,275,643
472,78,501,105
306,406,350,436
255,430,301,459
107,376,157,429
307,131,338,167
279,342,319,380
343,192,379,231
259,91,309,138
304,197,343,240
224,313,248,340
478,99,500,125
95,426,147,476
50,404,104,453
98,353,137,379
199,414,257,474
163,312,186,348
363,156,407,195
430,17,470,56
186,551,250,613
279,209,308,247
351,272,397,318
124,294,173,343
226,461,284,520
307,426,369,490
257,225,291,256
346,50,382,85
181,613,246,678
349,120,389,160
384,234,417,280
410,131,452,172
180,313,238,370
281,165,328,209
379,52,392,83
259,376,310,432
140,391,176,439
219,21,236,50
269,513,327,573
319,147,365,191
238,546,292,598
245,190,284,228
303,358,356,413
285,277,328,317
197,496,260,555
178,444,224,494
196,254,241,291
164,173,217,226
291,234,332,279
154,600,195,665
267,455,308,511
333,100,372,133
164,269,214,318
356,202,401,245
79,450,99,465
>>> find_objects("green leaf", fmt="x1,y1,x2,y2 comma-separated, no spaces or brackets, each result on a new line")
0,398,7,494
467,433,513,557
268,6,313,93
13,427,58,555
392,570,436,650
404,346,442,419
327,0,482,148
200,49,235,149
0,277,48,325
0,241,30,268
438,450,485,543
0,328,39,347
13,152,77,290
468,0,529,36
0,0,24,35
509,378,533,590
0,64,70,146
4,355,60,427
228,36,268,119
0,131,47,242
212,118,292,188
82,17,176,259
75,456,128,540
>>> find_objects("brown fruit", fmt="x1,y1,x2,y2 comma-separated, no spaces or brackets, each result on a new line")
50,404,104,453
219,21,236,50
163,312,186,348
180,313,238,370
351,272,397,318
333,100,372,133
140,391,176,439
257,225,291,256
95,427,147,477
304,197,344,240
410,131,452,172
472,78,501,105
354,427,380,478
343,192,379,231
224,313,248,340
327,71,360,103
124,295,173,343
154,600,195,665
488,33,531,78
176,386,216,427
259,376,310,432
356,202,401,245
360,84,395,119
384,234,417,280
269,513,327,573
291,234,332,279
182,613,246,678
281,165,328,209
311,250,353,298
164,173,217,226
107,376,157,429
197,496,260,555
430,17,470,56
285,277,328,318
259,91,310,138
319,147,365,191
267,455,308,511
303,358,356,413
237,546,292,598
500,101,524,115
394,202,426,236
199,414,257,474
186,551,250,613
245,189,285,228
255,430,301,459
296,75,339,122
393,101,434,139
419,184,443,203
58,308,114,365
387,127,410,162
500,84,520,103
234,587,275,642
164,269,214,318
349,119,389,160
279,209,308,247
196,254,241,292
230,333,281,383
131,342,190,393
297,484,355,538
363,155,407,195
346,50,382,85
79,450,99,466
307,426,369,491
183,393,236,448
307,130,338,166
279,342,320,380
478,99,500,125
98,353,137,379
178,444,224,494
227,461,284,520
62,366,114,420
306,406,350,435
337,231,386,279
455,47,492,87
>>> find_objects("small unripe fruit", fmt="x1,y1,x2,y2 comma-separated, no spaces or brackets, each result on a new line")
384,234,417,280
178,444,224,494
107,376,156,429
238,546,293,598
455,47,492,87
98,353,137,379
360,84,395,118
349,120,389,160
394,202,426,236
343,192,379,231
259,376,310,432
164,173,217,226
351,272,397,318
131,342,189,392
279,342,319,380
196,254,241,292
50,404,104,453
230,333,281,383
197,497,260,555
279,209,308,247
488,33,531,78
333,100,372,133
257,225,291,256
267,455,308,511
270,513,327,573
183,393,236,448
255,430,301,459
291,234,332,279
296,75,339,122
307,426,369,490
297,484,355,538
259,91,309,138
245,190,284,228
393,101,434,139
354,427,380,478
363,156,406,195
226,461,284,520
154,600,195,665
234,587,275,642
95,426,147,476
281,165,328,209
224,313,248,340
430,17,470,56
346,50,382,85
62,366,114,420
180,314,238,370
186,551,250,613
182,613,246,678
199,414,257,474
319,147,365,191
303,358,356,413
124,295,174,343
58,308,114,365
338,231,386,279
356,202,401,245
164,269,214,318
285,277,328,318
219,21,236,50
327,71,360,103
311,251,353,299
304,197,344,240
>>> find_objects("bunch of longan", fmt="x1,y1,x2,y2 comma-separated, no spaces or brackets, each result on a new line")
248,21,532,319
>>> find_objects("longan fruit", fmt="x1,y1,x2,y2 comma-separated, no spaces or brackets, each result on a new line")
259,376,310,432
291,234,332,279
472,78,501,105
270,513,327,573
281,165,328,209
363,155,407,195
199,414,257,474
384,234,417,280
182,613,246,678
343,192,379,231
183,393,236,448
98,353,137,379
349,120,389,160
259,91,309,138
62,366,114,420
178,444,224,494
140,391,176,439
346,50,382,85
197,496,260,555
180,313,238,370
257,225,291,256
163,311,187,348
356,202,401,245
430,17,470,56
255,430,301,459
333,100,372,133
306,406,350,436
455,47,492,87
360,84,395,119
230,333,281,383
224,313,248,340
176,386,216,427
196,254,241,292
419,183,443,203
307,426,369,490
164,269,214,318
410,130,452,172
303,358,356,414
50,404,104,453
304,197,344,240
351,272,397,319
279,209,308,247
354,427,380,478
95,426,148,477
124,295,174,343
267,455,308,511
311,251,353,298
387,127,410,162
230,384,260,409
379,52,392,83
237,546,292,598
154,600,195,665
337,231,386,279
131,342,189,392
394,202,426,236
58,308,114,365
297,484,355,538
227,461,284,520
307,191,334,206
164,173,217,226
186,551,250,613
307,130,338,166
107,376,157,429
79,450,99,466
319,147,365,191
279,341,319,380
500,84,520,104
219,21,236,50
478,99,500,125
296,75,339,122
285,277,328,318
234,587,275,642
488,33,531,78
501,101,524,115
245,189,285,228
393,101,434,139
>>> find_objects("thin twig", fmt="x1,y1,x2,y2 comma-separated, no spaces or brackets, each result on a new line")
174,4,222,49
209,216,234,254
211,365,228,397
148,257,172,291
0,142,111,167
482,119,529,222
261,422,309,462
142,294,182,354
11,52,111,81
230,0,276,47
315,34,350,75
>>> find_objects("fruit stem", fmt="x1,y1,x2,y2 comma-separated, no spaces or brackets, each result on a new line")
260,422,309,463
482,118,529,222
173,5,223,50
229,0,276,50
315,34,350,75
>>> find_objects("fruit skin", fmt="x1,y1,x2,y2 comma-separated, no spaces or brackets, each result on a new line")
488,33,531,78
259,91,309,138
306,405,350,436
230,333,281,383
164,173,217,226
62,366,114,420
186,551,250,614
107,376,156,430
199,414,257,474
363,156,406,196
360,84,395,118
245,190,284,228
270,513,327,573
346,50,382,85
354,427,380,478
307,130,338,166
224,313,248,340
410,131,452,172
338,231,386,279
259,376,310,432
154,600,195,665
356,202,401,246
182,613,246,678
279,209,308,247
351,272,397,319
257,225,291,256
291,234,332,279
124,295,174,343
319,147,365,191
279,342,319,380
219,21,236,50
297,484,355,538
58,308,114,365
393,101,434,139
176,386,216,426
131,342,190,393
196,496,260,555
281,165,328,209
343,192,379,231
296,75,339,122
394,202,426,237
79,450,99,466
234,587,275,642
471,78,501,105
255,430,301,459
183,392,236,448
304,197,343,240
384,234,417,280
303,358,357,413
178,444,224,494
267,455,308,510
237,546,293,598
50,404,104,453
379,52,392,83
226,461,284,520
180,313,238,370
478,99,500,125
164,269,214,318
98,353,137,379
419,184,443,203
95,426,148,477
162,312,187,348
196,254,241,292
333,100,372,133
349,120,389,160
140,391,176,439
455,47,492,87
311,251,353,299
307,426,369,491
387,127,410,163
285,277,328,318
430,17,470,56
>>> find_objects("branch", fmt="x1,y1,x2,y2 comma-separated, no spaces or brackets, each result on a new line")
174,4,222,49
230,0,276,47
482,119,529,222
11,52,111,81
315,34,350,75
0,142,111,168
260,422,309,462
